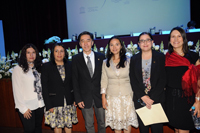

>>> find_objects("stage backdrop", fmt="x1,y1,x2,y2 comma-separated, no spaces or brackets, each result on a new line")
66,0,190,38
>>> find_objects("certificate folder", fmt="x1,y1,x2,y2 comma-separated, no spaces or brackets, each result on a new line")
136,103,169,126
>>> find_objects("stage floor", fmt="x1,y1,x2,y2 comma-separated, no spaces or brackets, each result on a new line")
0,127,86,133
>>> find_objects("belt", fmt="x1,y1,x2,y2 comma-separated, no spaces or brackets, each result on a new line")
172,89,182,97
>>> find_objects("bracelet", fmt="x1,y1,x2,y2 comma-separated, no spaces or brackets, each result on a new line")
195,97,200,101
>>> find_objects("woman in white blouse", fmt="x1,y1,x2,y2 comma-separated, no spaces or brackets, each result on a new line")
101,36,138,133
12,44,44,133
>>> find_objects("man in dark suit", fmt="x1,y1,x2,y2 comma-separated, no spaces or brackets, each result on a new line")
72,31,105,133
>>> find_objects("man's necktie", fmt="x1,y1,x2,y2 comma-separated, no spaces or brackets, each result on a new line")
86,56,93,77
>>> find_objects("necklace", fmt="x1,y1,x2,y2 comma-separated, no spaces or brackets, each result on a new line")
144,60,150,65
28,62,34,69
28,62,34,64
143,58,151,66
175,51,184,56
177,52,184,56
112,57,120,64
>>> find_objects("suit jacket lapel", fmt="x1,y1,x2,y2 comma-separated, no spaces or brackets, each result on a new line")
136,52,143,87
110,59,120,77
52,63,64,84
63,63,68,83
150,50,157,87
92,52,99,79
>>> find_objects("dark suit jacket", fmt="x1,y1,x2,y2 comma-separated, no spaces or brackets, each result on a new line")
129,50,166,109
41,61,74,111
72,52,105,108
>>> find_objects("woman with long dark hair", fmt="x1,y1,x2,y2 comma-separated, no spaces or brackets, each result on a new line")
41,43,78,133
165,27,200,133
129,32,166,133
101,36,138,133
12,43,44,133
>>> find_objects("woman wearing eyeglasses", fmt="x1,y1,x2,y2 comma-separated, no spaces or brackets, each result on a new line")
129,32,166,133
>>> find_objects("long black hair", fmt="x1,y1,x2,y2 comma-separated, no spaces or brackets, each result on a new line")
18,43,42,73
50,43,68,65
168,27,188,54
106,36,127,68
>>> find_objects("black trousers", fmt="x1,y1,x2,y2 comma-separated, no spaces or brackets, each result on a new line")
138,114,163,133
18,107,44,133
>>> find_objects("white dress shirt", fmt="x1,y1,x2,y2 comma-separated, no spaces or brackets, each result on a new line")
83,51,95,73
12,65,44,114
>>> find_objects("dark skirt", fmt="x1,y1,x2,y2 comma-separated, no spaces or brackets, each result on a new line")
165,87,195,130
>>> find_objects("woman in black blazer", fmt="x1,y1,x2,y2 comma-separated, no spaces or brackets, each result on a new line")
41,43,78,133
129,32,166,133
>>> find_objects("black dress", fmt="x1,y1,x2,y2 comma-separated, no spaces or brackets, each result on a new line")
165,51,199,130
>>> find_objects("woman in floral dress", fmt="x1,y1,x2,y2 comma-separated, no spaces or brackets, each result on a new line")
41,43,78,133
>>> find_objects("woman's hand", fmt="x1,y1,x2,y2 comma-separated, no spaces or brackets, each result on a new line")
141,95,154,109
49,108,54,113
23,109,32,119
190,101,200,118
195,59,200,66
102,94,108,110
78,101,85,108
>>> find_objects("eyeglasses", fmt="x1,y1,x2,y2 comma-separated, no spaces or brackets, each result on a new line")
139,39,152,44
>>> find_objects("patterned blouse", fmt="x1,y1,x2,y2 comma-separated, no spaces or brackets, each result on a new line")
57,65,65,81
142,58,152,94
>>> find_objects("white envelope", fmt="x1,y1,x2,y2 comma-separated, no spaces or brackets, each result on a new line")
136,103,169,126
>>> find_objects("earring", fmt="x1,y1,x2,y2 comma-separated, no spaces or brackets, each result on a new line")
121,50,122,53
110,52,111,54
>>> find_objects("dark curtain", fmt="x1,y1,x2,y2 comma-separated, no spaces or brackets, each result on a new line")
1,0,68,53
191,0,200,28
0,0,200,54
